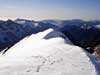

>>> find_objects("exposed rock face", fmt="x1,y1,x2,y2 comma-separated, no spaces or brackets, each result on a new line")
0,20,27,51
94,45,100,59
0,19,58,52
60,25,100,53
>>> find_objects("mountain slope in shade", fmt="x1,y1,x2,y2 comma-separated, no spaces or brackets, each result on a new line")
41,19,100,28
0,29,99,75
0,19,59,51
60,25,100,53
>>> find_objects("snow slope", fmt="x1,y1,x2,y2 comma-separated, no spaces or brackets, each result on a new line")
0,29,99,75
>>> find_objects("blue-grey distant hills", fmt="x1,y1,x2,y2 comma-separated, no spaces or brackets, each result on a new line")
41,19,100,27
0,18,100,53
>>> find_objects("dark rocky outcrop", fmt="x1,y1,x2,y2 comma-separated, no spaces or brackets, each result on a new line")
0,19,58,52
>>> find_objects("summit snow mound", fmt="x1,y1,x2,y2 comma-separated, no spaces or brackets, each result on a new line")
0,29,99,75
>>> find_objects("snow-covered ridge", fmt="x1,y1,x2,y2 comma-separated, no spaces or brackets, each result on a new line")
3,28,69,58
0,28,99,75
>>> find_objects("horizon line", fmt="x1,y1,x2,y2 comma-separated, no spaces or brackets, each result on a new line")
0,18,100,21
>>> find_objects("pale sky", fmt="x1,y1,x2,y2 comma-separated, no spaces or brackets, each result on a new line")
0,0,100,20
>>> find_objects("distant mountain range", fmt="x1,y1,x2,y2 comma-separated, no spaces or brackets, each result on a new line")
41,19,100,27
0,19,100,53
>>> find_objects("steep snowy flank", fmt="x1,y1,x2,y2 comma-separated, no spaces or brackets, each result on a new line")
0,29,99,75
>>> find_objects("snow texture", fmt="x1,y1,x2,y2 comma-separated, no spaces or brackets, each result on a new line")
0,29,99,75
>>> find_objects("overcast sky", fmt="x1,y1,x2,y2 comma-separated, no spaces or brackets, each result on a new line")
0,0,100,20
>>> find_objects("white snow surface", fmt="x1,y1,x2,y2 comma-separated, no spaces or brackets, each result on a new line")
15,20,26,24
95,24,100,29
0,29,99,75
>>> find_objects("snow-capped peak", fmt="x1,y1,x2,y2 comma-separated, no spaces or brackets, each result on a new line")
95,24,100,29
34,22,39,27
